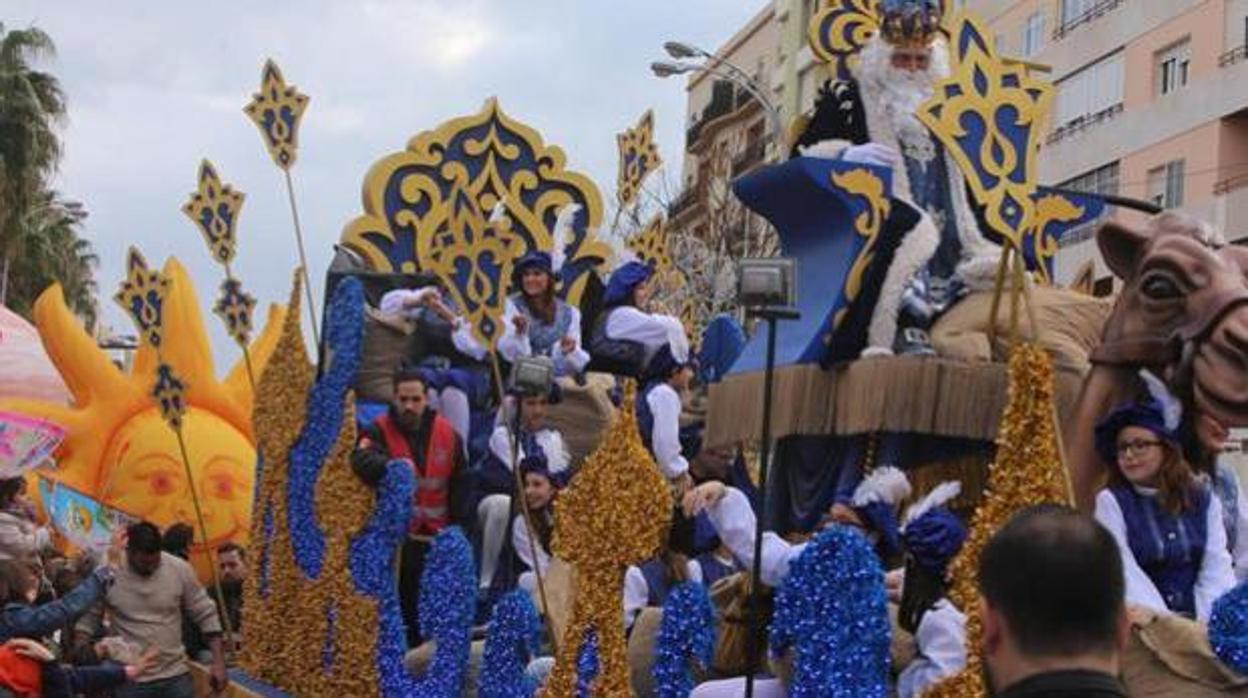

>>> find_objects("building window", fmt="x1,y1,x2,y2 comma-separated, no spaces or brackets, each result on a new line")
1059,161,1120,197
1022,12,1045,57
1053,52,1124,127
1156,39,1191,96
1147,160,1185,209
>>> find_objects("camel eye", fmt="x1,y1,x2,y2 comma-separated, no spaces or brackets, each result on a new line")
1141,274,1182,300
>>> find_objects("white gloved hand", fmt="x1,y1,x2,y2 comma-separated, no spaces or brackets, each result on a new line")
840,142,899,170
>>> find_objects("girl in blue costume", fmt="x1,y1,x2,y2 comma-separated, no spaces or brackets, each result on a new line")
600,260,690,375
497,204,590,379
1093,372,1236,621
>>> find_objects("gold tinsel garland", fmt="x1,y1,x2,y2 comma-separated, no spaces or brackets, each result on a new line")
238,272,382,695
921,343,1071,698
240,272,314,682
543,382,674,696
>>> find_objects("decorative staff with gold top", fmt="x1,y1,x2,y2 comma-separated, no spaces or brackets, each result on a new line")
612,109,663,236
244,60,318,347
112,247,235,647
181,160,259,388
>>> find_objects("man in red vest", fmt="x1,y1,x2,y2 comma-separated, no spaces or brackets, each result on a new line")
352,366,468,648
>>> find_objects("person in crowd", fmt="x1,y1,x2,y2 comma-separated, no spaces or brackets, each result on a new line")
0,636,153,698
476,386,568,596
1092,391,1236,620
498,250,589,379
623,517,701,631
351,366,471,648
0,480,48,563
511,456,561,596
73,522,228,697
979,505,1130,697
216,543,246,659
161,523,193,561
378,281,490,456
690,538,742,588
637,345,697,494
598,259,690,377
895,482,967,697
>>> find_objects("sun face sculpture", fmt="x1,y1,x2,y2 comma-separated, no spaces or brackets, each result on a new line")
0,259,284,581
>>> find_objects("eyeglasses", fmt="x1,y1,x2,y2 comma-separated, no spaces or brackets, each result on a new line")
1117,439,1162,457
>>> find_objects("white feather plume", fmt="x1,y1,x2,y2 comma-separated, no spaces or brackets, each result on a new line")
551,203,581,274
1139,369,1183,431
902,481,962,530
489,198,509,225
852,466,912,508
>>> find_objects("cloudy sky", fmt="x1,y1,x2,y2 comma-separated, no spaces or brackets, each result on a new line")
6,1,764,366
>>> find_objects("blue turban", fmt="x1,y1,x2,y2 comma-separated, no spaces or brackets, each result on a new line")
511,251,554,290
1093,398,1176,466
902,509,966,577
854,501,902,560
603,261,653,308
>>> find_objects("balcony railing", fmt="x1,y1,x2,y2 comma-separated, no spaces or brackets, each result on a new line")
1220,45,1248,68
732,140,767,176
1214,172,1248,196
1053,0,1122,41
1045,103,1124,145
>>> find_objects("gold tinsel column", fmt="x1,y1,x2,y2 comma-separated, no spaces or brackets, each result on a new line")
542,382,674,696
922,343,1071,697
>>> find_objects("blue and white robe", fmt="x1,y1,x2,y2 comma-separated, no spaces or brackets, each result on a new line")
498,294,589,377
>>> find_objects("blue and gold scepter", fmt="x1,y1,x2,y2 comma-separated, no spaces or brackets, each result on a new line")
113,248,234,641
244,60,318,348
181,160,259,389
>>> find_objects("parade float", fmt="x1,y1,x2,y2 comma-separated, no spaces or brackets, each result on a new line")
2,0,1247,696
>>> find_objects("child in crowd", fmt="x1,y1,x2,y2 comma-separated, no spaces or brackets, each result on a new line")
512,456,562,596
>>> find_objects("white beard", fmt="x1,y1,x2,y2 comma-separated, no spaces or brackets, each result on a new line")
856,37,948,152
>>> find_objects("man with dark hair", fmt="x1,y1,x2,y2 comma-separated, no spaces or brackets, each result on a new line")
352,367,469,648
979,505,1129,697
217,543,247,646
74,521,228,697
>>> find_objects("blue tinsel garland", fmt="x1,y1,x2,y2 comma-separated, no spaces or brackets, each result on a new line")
479,590,541,698
1210,580,1248,674
409,526,476,697
575,627,600,698
348,459,416,697
287,277,364,580
653,582,716,698
771,525,890,697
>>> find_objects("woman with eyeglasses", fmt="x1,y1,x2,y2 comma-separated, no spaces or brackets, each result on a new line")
1092,376,1236,621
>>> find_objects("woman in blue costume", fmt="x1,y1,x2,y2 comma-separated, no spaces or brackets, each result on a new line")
1093,372,1236,621
498,250,589,379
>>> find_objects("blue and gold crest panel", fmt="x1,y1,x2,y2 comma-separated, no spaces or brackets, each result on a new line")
729,157,892,374
1023,188,1108,283
809,0,880,81
340,98,611,307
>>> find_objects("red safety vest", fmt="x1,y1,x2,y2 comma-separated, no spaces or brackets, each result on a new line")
375,412,456,536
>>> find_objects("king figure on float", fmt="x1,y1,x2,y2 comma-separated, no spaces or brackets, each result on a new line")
797,0,1001,359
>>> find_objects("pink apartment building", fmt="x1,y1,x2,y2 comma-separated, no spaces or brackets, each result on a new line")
968,0,1248,292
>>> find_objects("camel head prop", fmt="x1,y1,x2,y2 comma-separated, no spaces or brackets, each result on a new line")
1070,211,1248,510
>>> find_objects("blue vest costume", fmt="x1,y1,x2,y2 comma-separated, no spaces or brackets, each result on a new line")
639,559,673,607
477,429,567,498
511,293,574,358
694,552,739,587
1110,484,1211,617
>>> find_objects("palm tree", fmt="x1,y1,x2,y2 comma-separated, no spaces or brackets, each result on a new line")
0,22,67,305
6,192,97,330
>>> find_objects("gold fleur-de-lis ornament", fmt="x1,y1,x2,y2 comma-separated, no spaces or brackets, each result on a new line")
214,278,257,347
181,159,245,265
616,110,662,207
244,60,309,170
113,247,172,349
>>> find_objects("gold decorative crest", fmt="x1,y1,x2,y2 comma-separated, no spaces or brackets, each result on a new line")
1029,194,1085,284
916,13,1053,248
215,278,258,347
244,60,309,170
182,159,245,265
114,247,172,349
151,362,188,429
809,0,879,80
616,109,662,207
340,98,611,310
628,215,672,277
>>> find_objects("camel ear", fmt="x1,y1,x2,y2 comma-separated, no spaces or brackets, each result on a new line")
1098,220,1150,280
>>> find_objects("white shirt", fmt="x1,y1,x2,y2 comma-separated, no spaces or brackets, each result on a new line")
513,513,551,579
377,288,487,361
1094,487,1237,621
497,297,589,376
623,560,703,629
487,425,570,476
646,383,689,479
896,599,967,698
1215,461,1248,582
706,486,806,588
605,306,690,366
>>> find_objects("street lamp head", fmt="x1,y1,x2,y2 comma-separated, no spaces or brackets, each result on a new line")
650,61,692,78
663,41,701,60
